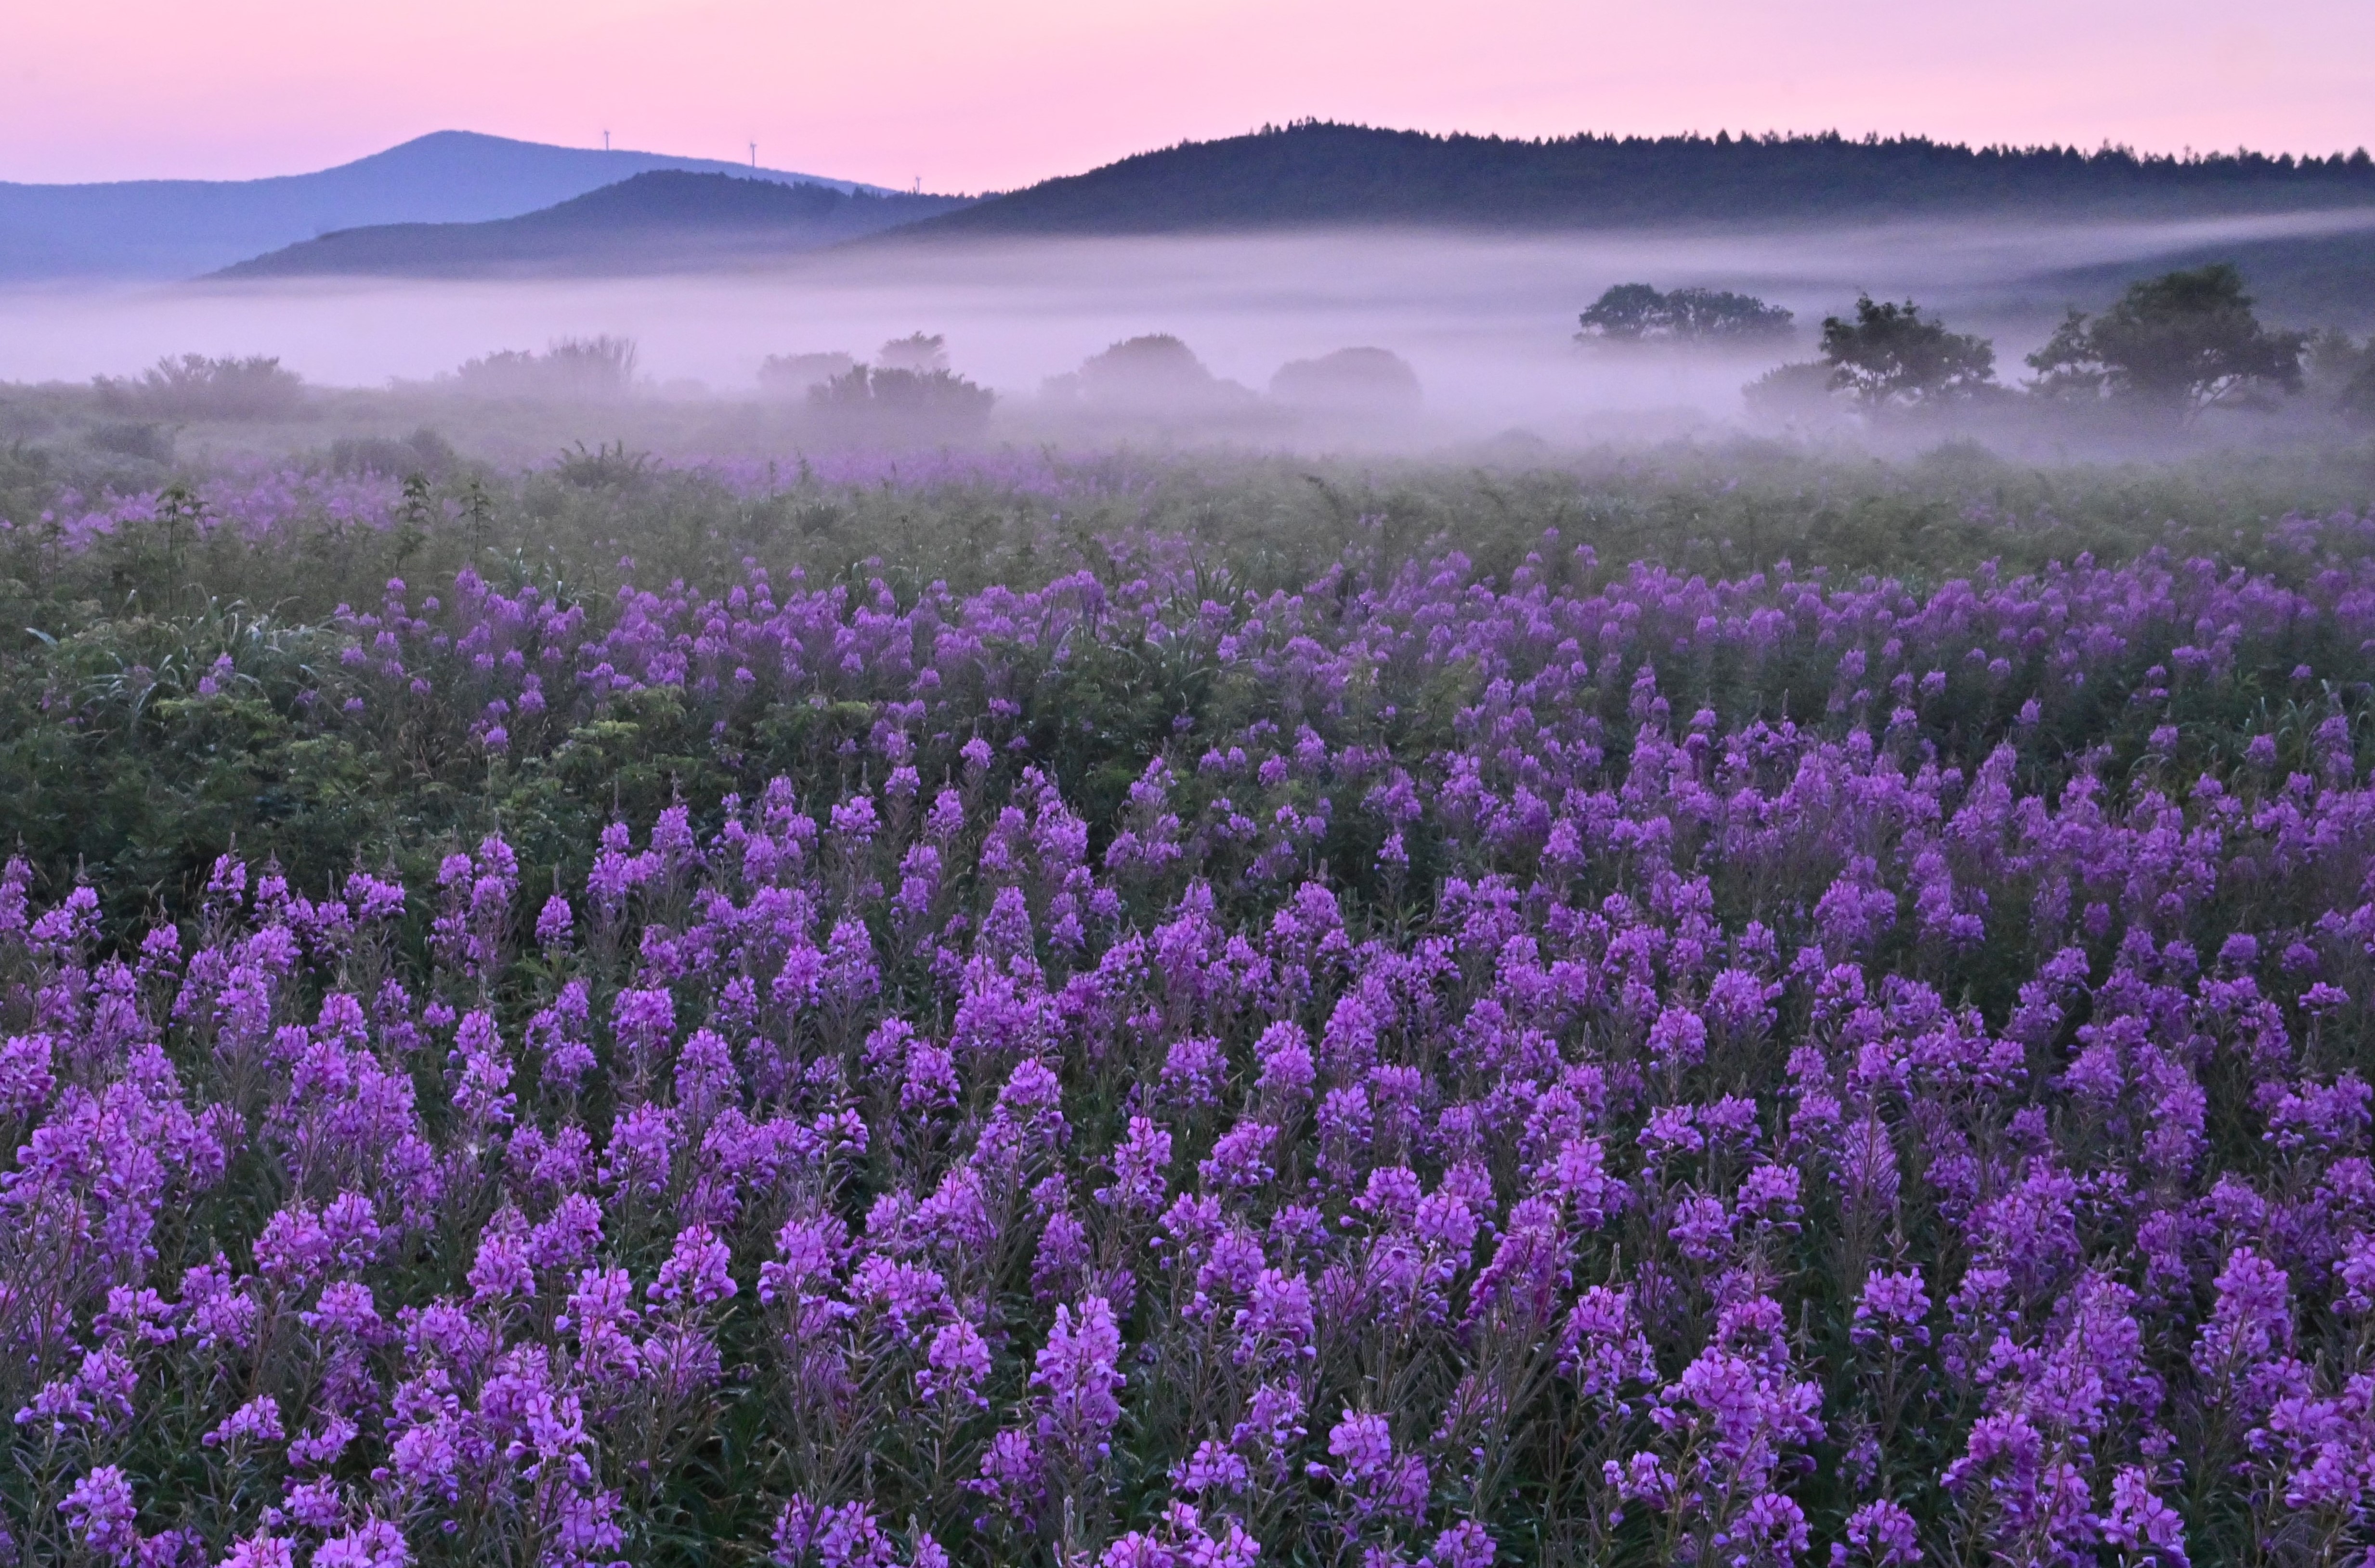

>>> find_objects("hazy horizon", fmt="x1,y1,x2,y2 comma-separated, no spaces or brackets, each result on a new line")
9,0,2373,193
3,208,2368,451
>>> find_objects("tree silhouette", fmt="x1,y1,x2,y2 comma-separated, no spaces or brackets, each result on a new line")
1578,284,1794,344
1817,297,1996,408
2025,264,2305,417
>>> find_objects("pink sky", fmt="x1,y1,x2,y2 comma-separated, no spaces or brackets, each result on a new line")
8,0,2371,191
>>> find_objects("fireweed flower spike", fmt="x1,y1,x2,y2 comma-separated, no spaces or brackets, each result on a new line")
4,478,2375,1561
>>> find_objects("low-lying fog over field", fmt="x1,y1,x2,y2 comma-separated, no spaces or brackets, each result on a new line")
3,206,2371,455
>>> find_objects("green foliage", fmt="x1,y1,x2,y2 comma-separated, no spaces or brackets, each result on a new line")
1817,296,1997,408
86,422,176,464
450,336,641,401
554,440,657,490
1738,361,1840,425
913,121,2375,240
1576,283,1794,344
2026,264,2308,416
757,352,859,398
0,440,53,527
1051,336,1254,418
1267,348,1422,414
875,333,951,373
92,354,305,421
325,426,458,480
2308,328,2375,421
808,366,995,438
1,443,2374,937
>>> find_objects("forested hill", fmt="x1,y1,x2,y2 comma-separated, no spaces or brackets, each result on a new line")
882,121,2375,239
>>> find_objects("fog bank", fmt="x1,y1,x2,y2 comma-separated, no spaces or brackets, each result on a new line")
3,208,2370,447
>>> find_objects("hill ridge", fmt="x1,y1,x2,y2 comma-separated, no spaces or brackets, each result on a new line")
0,131,891,280
879,121,2375,242
209,170,971,279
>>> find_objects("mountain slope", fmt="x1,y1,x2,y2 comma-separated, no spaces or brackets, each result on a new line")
0,131,891,281
882,121,2375,240
2017,220,2375,328
210,172,970,279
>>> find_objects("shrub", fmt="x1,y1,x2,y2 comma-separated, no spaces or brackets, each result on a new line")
2026,264,2306,417
876,332,951,373
324,426,457,479
1577,282,1796,343
1818,295,1997,407
758,352,858,398
92,353,305,420
1052,335,1257,417
807,365,995,441
449,335,640,400
1268,346,1423,413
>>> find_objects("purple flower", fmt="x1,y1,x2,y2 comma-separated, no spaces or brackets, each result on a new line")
1032,1294,1124,1464
2101,1468,2189,1566
1836,1499,1922,1566
1327,1409,1394,1479
1853,1269,1932,1352
968,1429,1044,1525
1428,1521,1495,1568
919,1319,993,1409
61,1466,138,1565
651,1223,738,1308
202,1395,285,1450
221,1537,297,1568
535,893,575,950
312,1518,410,1568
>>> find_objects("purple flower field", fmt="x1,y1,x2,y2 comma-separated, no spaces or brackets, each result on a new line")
7,455,2375,1567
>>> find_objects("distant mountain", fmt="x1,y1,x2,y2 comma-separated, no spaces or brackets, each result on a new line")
0,131,893,280
882,122,2375,240
210,172,971,279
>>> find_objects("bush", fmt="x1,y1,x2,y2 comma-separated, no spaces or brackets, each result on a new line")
1268,347,1423,413
1818,295,1997,407
85,422,175,464
450,335,640,401
1739,358,1842,424
758,352,858,398
2026,264,2305,417
92,353,305,420
1050,335,1258,417
552,438,656,488
1577,282,1795,343
324,426,457,479
0,441,52,528
807,365,995,441
875,332,951,373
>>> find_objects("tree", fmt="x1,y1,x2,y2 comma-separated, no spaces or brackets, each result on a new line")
1578,283,1794,344
876,332,950,373
2343,355,2375,421
808,364,993,440
449,337,639,401
2024,264,2305,417
758,351,857,397
1269,347,1422,413
1818,296,1996,407
2300,329,2375,421
1048,335,1259,416
94,353,306,420
1740,360,1842,424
